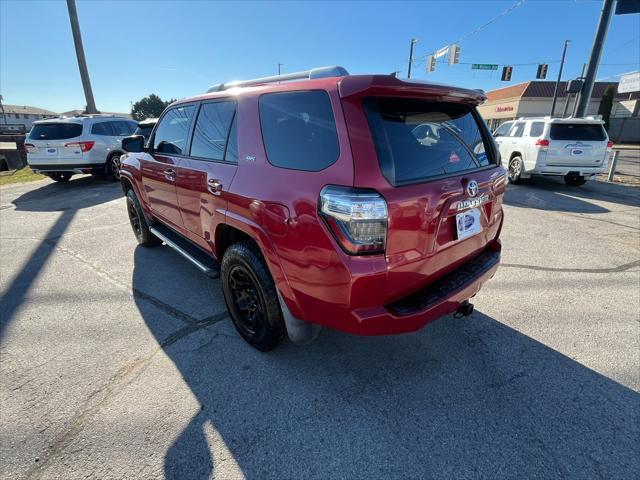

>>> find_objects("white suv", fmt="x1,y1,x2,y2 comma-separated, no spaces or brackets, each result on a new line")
25,115,137,182
493,117,612,186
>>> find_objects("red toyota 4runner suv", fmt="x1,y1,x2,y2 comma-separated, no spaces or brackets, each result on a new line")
120,67,505,351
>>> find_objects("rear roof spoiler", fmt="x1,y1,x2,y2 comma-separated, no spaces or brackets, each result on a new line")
207,66,349,92
337,75,487,104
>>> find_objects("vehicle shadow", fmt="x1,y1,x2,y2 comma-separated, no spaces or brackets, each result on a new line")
504,177,639,213
131,247,640,479
0,177,122,338
10,175,122,212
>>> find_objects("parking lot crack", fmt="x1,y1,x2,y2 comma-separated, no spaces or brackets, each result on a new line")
41,239,209,325
501,259,640,274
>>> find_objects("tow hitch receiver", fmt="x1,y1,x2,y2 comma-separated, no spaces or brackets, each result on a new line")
454,301,474,318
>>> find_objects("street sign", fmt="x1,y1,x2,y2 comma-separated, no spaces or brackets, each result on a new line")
618,71,640,93
434,46,449,59
472,64,499,71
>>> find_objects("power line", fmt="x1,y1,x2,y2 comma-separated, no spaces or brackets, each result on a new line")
414,0,527,66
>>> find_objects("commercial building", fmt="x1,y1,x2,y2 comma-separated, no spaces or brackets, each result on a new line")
478,81,628,127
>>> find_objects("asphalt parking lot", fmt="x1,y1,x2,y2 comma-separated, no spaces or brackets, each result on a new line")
1,175,639,480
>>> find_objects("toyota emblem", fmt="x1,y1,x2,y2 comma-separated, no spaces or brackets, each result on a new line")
467,180,479,197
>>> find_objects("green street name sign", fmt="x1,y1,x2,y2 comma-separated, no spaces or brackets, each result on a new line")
472,64,499,70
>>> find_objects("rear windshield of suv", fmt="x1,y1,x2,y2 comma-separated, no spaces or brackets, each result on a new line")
29,123,83,140
549,123,606,141
363,98,493,186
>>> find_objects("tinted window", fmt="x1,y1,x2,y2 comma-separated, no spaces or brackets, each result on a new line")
29,123,82,140
550,123,606,141
91,122,111,136
493,122,512,137
509,122,525,137
363,97,493,186
190,101,235,161
111,121,135,136
529,122,545,137
259,91,339,171
134,125,154,140
153,105,195,155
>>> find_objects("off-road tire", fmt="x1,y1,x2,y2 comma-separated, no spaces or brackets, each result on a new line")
126,189,161,247
221,240,284,351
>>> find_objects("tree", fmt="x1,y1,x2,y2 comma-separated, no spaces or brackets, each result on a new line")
597,86,615,131
130,94,174,121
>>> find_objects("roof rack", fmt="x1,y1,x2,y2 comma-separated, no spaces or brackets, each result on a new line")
207,65,349,93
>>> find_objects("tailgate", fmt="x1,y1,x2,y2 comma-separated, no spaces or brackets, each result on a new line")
342,93,505,302
546,122,608,166
27,122,84,163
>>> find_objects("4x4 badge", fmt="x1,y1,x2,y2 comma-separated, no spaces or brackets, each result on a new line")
467,180,479,197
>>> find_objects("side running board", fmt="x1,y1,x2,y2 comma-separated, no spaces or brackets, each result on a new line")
149,224,220,278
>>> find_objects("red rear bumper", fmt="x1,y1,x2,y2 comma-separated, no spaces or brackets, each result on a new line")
284,245,500,336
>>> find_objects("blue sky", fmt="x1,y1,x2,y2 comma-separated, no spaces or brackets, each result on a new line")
1,0,639,113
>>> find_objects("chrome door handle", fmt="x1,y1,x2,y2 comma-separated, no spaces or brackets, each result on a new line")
208,178,223,193
163,168,176,181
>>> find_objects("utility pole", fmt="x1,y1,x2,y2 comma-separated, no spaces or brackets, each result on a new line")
575,0,616,118
0,95,7,125
407,38,418,79
66,0,97,114
572,63,588,117
550,40,570,117
278,63,283,75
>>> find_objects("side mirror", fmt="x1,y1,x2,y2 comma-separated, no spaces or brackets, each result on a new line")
122,135,146,153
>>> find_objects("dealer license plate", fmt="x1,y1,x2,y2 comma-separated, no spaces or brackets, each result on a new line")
456,208,482,240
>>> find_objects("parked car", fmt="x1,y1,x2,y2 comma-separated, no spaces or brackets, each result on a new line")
133,118,158,142
493,116,612,186
120,66,505,350
25,115,137,182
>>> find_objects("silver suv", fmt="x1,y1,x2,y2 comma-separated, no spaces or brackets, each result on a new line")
25,115,137,182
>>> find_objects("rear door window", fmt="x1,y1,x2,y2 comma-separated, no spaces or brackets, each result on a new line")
363,97,494,186
549,123,606,141
153,105,195,155
259,91,339,171
190,101,236,162
91,122,112,136
493,122,513,137
29,123,83,140
509,122,526,137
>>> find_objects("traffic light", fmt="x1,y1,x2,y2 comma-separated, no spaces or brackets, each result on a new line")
536,63,548,79
426,55,436,73
448,44,461,65
501,66,513,81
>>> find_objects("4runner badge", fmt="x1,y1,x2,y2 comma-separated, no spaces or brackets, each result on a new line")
457,193,489,211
